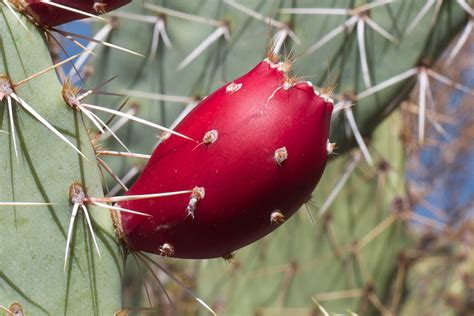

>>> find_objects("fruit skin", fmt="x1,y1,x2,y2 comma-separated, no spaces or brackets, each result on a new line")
117,60,333,259
19,0,130,26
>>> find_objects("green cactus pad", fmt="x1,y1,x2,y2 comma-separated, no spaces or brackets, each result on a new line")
0,9,123,315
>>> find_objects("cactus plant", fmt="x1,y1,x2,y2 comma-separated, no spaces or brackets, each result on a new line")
1,0,473,315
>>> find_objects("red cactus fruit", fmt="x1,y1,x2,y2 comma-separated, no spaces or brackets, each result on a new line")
13,0,130,27
115,58,334,259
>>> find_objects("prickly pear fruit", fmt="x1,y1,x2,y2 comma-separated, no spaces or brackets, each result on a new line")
14,0,130,26
115,58,333,259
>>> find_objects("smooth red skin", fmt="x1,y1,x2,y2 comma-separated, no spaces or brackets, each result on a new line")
24,0,130,27
119,61,333,259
